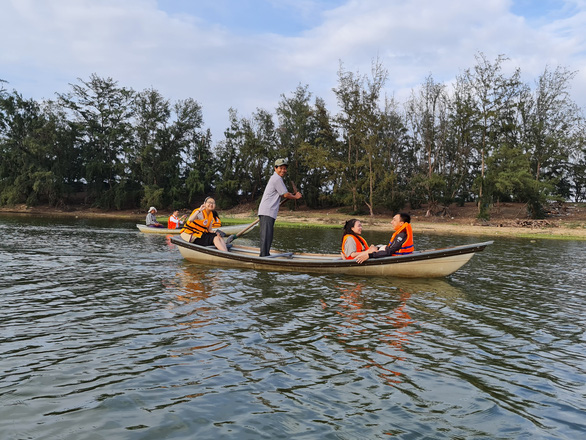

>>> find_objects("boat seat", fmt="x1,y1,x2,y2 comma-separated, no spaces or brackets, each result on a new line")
205,244,233,250
265,252,294,259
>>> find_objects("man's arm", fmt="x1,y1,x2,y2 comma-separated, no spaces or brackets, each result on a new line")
283,191,302,200
371,231,407,258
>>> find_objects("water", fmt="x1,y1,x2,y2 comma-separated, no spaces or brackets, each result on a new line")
1,215,585,439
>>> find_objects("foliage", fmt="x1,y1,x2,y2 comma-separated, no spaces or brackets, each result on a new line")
1,55,584,217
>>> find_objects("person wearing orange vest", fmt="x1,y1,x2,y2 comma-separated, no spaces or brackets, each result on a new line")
168,210,187,229
341,219,370,260
180,197,228,251
354,213,414,264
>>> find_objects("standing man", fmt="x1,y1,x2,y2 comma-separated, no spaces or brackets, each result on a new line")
258,158,302,257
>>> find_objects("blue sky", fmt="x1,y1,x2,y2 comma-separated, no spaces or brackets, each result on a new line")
2,0,585,142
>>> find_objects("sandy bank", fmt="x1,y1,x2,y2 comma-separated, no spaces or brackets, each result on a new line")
1,203,585,240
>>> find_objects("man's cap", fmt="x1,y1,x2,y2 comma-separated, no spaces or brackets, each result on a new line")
274,158,288,167
148,206,157,212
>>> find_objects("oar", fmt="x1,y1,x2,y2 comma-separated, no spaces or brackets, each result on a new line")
225,197,289,244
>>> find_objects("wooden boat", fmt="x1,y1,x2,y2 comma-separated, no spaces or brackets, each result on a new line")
136,223,256,235
170,237,493,278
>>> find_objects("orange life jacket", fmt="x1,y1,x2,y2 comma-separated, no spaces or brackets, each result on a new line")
211,211,221,229
389,222,414,255
168,215,180,229
341,234,369,259
180,209,217,238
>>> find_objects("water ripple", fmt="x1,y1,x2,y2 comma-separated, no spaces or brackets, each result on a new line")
1,219,585,439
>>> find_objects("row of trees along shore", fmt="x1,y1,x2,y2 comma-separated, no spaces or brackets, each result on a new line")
1,53,585,219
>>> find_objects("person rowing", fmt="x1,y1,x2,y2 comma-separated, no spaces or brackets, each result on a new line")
180,197,228,252
257,158,302,257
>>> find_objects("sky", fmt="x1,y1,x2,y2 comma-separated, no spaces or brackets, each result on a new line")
2,0,586,142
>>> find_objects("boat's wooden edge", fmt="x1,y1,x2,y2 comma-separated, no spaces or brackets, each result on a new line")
170,236,493,268
136,224,180,234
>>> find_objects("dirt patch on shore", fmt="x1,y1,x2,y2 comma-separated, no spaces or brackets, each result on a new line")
1,202,585,239
228,201,586,239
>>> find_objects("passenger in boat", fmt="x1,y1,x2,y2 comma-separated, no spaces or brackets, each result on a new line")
354,213,414,264
180,197,228,252
167,210,186,229
257,158,302,257
146,207,164,227
341,219,370,260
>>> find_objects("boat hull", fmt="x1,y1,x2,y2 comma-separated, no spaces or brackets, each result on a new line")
136,224,181,234
171,238,493,278
136,223,255,235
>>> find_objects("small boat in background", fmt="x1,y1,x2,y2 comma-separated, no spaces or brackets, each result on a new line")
136,224,181,234
136,222,256,235
170,238,493,278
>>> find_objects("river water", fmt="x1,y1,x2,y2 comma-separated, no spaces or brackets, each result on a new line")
1,215,584,440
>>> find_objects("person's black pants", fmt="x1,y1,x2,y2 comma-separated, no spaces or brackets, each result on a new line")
258,215,275,257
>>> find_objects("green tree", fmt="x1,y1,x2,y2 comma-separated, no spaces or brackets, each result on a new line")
276,84,319,206
0,91,64,206
405,74,450,215
184,128,216,207
465,53,522,219
215,108,253,207
58,74,135,208
298,97,341,208
332,60,388,214
519,66,583,207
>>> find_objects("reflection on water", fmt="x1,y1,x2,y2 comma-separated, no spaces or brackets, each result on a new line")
1,216,585,439
330,281,415,386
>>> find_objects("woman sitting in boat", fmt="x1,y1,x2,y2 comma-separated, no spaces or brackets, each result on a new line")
354,213,414,264
341,219,370,260
180,197,228,252
146,207,163,228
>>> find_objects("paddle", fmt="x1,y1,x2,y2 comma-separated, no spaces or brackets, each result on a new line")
224,197,288,244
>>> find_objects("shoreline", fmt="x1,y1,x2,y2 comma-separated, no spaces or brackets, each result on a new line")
1,204,585,240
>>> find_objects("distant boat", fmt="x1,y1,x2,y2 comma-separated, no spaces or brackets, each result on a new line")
136,222,256,235
170,238,493,278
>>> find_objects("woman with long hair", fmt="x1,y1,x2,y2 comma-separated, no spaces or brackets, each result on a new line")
341,219,370,260
180,197,228,252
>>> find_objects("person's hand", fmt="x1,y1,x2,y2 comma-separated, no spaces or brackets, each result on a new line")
294,191,302,200
354,251,370,264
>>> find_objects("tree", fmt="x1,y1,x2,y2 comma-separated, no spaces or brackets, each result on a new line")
276,84,314,201
58,74,135,208
333,59,388,214
464,53,522,218
405,74,450,215
0,91,65,206
298,97,341,208
519,66,583,207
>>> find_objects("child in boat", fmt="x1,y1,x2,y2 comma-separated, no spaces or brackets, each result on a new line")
168,210,187,229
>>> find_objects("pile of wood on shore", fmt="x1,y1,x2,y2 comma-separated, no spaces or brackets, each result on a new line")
494,219,560,229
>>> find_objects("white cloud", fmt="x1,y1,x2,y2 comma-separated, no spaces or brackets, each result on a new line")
1,0,585,141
